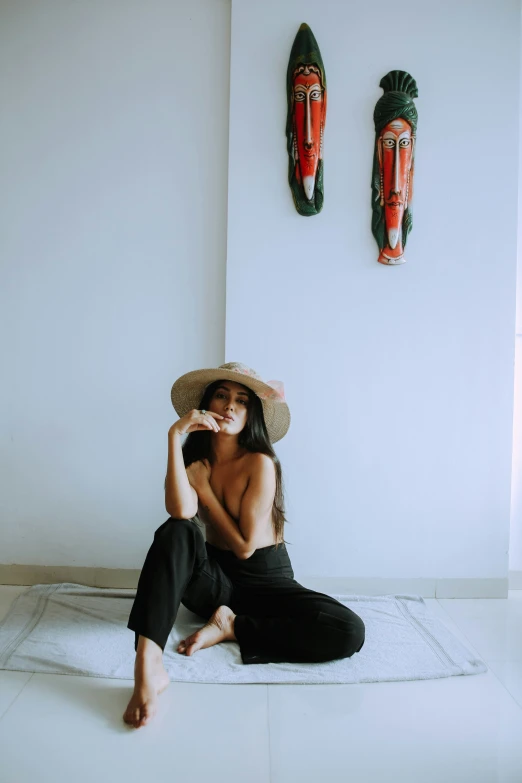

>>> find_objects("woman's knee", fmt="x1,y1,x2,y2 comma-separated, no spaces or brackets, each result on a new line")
154,516,199,542
343,618,365,658
316,609,366,660
328,624,365,660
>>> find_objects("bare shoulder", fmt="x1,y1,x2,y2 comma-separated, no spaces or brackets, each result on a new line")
246,452,274,466
246,452,275,477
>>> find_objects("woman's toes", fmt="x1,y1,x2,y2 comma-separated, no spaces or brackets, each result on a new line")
184,632,198,649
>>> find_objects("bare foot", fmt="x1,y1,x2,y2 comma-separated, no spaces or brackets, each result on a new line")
177,605,236,656
123,650,170,729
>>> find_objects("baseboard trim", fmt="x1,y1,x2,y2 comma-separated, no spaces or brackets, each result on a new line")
0,564,519,597
0,565,142,590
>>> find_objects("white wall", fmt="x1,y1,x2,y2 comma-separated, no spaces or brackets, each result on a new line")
1,0,520,586
510,6,522,576
511,339,522,574
0,0,230,566
226,0,520,580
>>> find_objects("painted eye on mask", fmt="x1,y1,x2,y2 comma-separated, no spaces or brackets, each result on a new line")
382,139,396,149
294,90,306,101
310,90,322,101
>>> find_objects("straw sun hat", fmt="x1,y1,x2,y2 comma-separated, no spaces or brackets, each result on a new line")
171,361,290,443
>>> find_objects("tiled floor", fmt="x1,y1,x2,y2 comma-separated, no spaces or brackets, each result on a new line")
1,586,522,783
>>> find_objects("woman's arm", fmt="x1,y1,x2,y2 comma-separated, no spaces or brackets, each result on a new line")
197,485,250,557
165,430,198,519
198,454,276,559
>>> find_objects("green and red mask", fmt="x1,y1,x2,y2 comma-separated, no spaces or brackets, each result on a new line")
371,71,418,264
286,24,327,216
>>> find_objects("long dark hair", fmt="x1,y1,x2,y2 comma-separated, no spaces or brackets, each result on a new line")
166,379,289,549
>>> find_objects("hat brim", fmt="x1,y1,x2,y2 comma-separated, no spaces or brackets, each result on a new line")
171,368,290,443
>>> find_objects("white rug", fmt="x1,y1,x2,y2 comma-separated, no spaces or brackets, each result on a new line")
0,583,487,684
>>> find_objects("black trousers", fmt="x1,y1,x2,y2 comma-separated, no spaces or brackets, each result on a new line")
127,516,365,665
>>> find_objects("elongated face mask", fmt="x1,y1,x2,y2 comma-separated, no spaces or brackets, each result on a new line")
378,118,414,255
286,23,327,216
371,70,418,265
292,65,325,202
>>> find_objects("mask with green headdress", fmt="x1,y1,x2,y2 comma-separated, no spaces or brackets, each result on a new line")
371,70,418,264
286,24,327,216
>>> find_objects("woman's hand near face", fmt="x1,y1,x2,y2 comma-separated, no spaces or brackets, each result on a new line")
186,458,212,494
169,409,224,438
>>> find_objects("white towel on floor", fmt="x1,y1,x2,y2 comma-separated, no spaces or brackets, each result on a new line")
0,583,487,684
